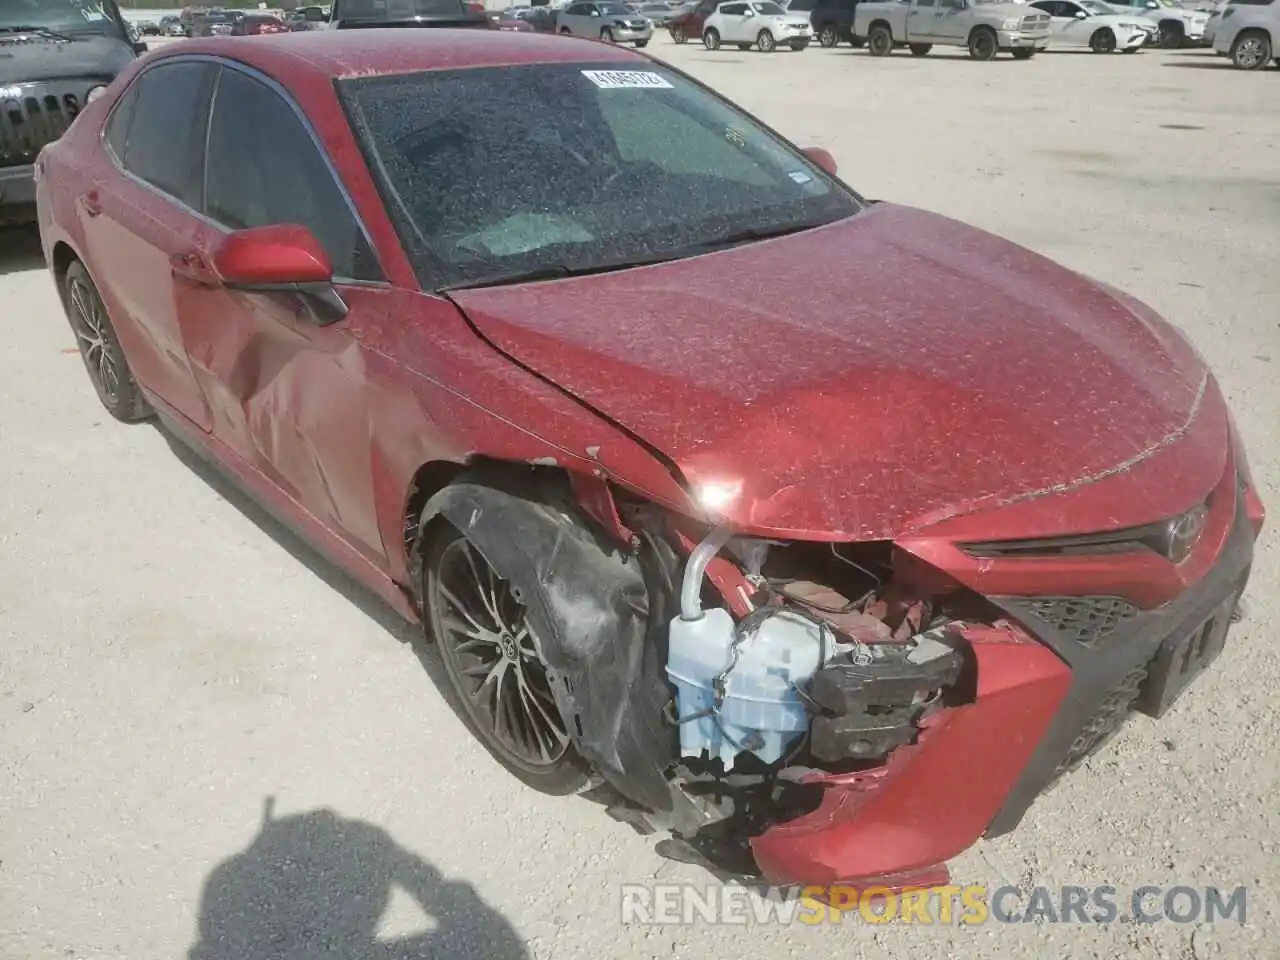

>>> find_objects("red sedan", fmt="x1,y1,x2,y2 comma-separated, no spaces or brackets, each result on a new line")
230,14,290,36
35,30,1265,889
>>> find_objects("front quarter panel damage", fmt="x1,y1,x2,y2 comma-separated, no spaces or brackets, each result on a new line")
413,475,679,812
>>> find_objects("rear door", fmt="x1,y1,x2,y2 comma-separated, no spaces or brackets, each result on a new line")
175,63,390,565
87,59,216,430
930,0,969,39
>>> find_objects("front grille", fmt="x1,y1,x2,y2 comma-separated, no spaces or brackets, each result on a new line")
0,82,85,168
1003,595,1141,648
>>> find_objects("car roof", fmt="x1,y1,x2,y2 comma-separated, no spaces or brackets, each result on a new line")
165,28,648,78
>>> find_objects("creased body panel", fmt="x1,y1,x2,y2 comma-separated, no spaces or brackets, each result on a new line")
452,203,1215,541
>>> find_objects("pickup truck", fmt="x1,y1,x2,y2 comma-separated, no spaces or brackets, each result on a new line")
853,0,1051,58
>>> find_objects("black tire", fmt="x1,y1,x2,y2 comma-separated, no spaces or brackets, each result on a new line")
1230,29,1271,69
62,260,151,423
1090,27,1116,52
559,25,571,33
849,35,865,47
703,26,719,48
737,42,752,48
818,23,838,46
422,522,591,795
968,25,997,60
1157,19,1183,48
1011,46,1035,58
867,22,893,55
634,38,649,46
757,28,776,51
790,38,809,50
909,42,931,55
600,26,614,40
1121,45,1139,53
670,23,687,42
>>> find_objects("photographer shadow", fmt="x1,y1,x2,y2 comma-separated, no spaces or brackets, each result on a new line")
190,799,528,960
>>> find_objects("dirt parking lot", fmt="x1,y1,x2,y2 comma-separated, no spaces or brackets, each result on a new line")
1,38,1278,960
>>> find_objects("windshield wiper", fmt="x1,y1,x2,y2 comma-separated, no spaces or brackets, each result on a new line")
688,217,839,253
438,253,680,292
0,25,78,40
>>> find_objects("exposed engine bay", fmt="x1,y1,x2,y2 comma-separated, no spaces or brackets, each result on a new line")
413,472,999,879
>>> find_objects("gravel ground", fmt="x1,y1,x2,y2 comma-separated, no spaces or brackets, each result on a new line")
1,40,1277,960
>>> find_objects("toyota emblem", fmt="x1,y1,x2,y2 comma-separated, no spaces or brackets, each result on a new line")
1162,504,1208,565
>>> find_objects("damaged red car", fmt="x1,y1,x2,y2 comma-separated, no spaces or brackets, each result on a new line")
36,30,1265,888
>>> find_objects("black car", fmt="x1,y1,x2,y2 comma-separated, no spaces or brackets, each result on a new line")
329,0,490,29
0,0,144,226
787,0,864,46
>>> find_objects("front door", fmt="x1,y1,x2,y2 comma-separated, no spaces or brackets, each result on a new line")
175,64,391,566
931,0,970,40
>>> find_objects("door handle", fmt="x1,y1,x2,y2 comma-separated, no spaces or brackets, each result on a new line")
170,251,219,286
80,191,102,218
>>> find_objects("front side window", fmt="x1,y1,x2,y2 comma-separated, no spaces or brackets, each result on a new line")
117,61,214,209
754,2,786,13
339,63,859,291
204,67,380,282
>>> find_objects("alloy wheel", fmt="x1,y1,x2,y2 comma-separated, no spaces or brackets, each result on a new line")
68,276,123,408
431,538,571,770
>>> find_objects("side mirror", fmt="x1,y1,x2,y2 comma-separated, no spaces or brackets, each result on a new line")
1074,9,1087,16
212,225,348,325
801,146,837,176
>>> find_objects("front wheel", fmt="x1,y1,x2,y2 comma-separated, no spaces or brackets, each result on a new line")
757,28,776,51
849,35,865,47
1158,19,1183,48
968,26,997,60
62,261,151,423
737,42,752,48
908,42,931,55
670,23,687,42
1089,27,1116,52
1230,29,1271,69
634,38,649,46
1011,46,1036,58
790,38,809,50
423,525,591,795
600,26,614,41
867,23,893,55
559,26,571,33
703,26,720,48
818,23,837,46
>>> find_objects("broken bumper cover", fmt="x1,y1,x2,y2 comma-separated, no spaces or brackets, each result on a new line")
750,495,1256,887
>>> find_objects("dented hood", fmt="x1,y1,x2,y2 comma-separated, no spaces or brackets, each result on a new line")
450,203,1213,539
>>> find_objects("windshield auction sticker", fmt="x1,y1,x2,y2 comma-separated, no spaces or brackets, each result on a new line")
581,70,674,89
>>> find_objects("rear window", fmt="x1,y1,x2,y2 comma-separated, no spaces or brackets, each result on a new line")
335,0,467,16
338,63,859,290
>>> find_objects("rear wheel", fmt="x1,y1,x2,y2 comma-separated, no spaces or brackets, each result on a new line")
671,23,687,42
62,261,150,423
634,38,649,46
1090,27,1116,52
818,23,838,46
424,525,591,795
908,42,931,55
559,25,571,33
790,37,809,49
867,22,893,55
968,25,998,59
703,26,720,48
1011,46,1036,58
757,28,776,50
1230,29,1271,69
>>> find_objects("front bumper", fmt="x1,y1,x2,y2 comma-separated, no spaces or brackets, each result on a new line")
750,482,1259,886
998,29,1049,48
0,165,38,223
607,24,654,40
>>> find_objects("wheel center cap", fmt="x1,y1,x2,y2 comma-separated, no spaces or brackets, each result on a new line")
499,632,519,662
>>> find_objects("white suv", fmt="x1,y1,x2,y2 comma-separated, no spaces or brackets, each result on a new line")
1212,0,1277,67
702,0,813,49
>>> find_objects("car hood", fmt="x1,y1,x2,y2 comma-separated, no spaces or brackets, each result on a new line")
450,203,1212,540
0,35,134,84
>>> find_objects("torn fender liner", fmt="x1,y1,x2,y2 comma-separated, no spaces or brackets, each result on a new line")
416,475,677,812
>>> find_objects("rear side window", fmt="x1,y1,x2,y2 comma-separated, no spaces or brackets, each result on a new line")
203,67,381,282
104,85,138,162
117,61,215,208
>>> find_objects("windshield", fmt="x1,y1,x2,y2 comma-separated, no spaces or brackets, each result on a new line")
754,2,786,12
339,63,859,290
1079,1,1112,11
0,0,123,34
598,3,632,13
